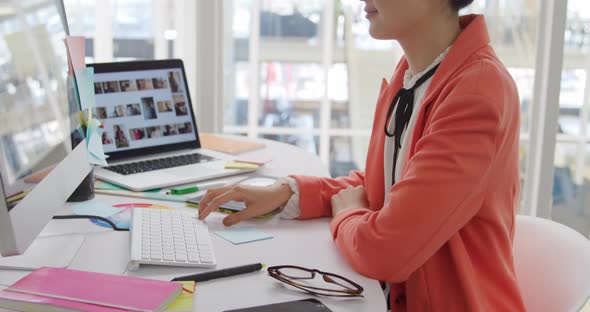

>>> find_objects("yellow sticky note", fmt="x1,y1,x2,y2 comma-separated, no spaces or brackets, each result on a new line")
166,281,195,312
225,161,259,170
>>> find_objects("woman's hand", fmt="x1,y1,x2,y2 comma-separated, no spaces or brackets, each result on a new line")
198,182,293,226
331,186,369,217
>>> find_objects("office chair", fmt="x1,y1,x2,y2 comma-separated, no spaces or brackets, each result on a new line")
513,215,590,312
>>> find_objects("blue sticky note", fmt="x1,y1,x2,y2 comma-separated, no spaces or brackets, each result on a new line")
72,201,120,218
215,226,273,245
74,67,95,110
86,123,101,157
87,128,108,166
88,151,108,166
86,118,109,166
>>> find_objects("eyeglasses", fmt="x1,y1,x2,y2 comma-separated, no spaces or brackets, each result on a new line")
267,265,364,297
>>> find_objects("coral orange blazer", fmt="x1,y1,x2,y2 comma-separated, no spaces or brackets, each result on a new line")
291,15,526,311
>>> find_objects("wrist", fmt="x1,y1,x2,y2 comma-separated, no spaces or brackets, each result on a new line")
274,181,294,206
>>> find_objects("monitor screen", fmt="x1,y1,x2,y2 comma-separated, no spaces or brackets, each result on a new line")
93,68,198,154
0,0,80,212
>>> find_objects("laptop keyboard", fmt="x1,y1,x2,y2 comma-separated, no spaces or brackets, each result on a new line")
106,153,217,175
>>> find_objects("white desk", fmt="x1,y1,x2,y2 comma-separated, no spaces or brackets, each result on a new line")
0,138,386,312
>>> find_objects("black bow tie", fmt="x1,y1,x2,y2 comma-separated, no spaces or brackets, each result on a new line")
384,64,440,186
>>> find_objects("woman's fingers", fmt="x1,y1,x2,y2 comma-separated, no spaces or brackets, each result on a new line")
198,186,231,215
222,203,266,226
198,186,248,220
198,184,289,224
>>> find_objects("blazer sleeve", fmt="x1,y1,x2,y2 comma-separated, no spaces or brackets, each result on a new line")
329,93,503,283
288,77,392,220
290,170,366,219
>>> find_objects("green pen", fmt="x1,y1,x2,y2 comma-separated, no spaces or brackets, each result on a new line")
168,186,199,195
167,181,227,195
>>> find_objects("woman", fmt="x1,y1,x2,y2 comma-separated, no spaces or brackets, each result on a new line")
114,125,128,148
101,132,112,145
199,0,525,310
169,72,180,92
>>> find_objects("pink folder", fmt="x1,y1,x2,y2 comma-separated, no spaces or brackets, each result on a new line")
0,289,128,311
1,267,181,312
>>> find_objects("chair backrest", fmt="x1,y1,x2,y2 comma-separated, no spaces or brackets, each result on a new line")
513,215,590,312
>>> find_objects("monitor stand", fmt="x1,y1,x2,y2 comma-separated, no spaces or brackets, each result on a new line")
0,234,85,270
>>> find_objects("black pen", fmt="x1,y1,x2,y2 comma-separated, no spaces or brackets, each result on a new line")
171,263,266,282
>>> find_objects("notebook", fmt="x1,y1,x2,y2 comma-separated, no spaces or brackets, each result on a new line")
224,161,260,170
0,289,127,312
0,267,181,312
200,133,265,154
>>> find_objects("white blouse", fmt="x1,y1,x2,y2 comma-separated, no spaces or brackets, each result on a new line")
383,47,450,200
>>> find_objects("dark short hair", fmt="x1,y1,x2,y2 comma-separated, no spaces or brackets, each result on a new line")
449,0,474,11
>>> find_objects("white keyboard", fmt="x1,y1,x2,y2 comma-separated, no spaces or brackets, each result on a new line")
128,208,216,270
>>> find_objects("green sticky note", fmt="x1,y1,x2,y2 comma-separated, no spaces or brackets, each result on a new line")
95,180,126,191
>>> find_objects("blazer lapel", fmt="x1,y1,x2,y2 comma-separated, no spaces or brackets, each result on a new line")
403,15,493,173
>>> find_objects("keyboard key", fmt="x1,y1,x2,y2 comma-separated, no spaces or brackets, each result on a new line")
151,253,162,260
200,257,214,264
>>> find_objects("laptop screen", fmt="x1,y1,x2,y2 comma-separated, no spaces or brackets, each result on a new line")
93,66,197,154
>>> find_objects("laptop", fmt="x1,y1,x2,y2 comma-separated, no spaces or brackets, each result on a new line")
89,59,253,191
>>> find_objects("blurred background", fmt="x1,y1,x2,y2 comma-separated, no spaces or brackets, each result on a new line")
2,0,589,235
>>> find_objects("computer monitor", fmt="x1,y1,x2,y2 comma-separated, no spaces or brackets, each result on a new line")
0,0,92,262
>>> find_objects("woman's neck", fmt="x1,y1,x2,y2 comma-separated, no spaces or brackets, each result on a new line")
398,13,461,75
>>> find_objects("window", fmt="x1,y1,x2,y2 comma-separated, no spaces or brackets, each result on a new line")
223,0,540,179
63,0,96,61
64,0,176,62
550,0,590,235
62,0,587,236
111,0,155,60
224,0,392,174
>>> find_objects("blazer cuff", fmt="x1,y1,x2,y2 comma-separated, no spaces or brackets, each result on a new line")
289,175,326,219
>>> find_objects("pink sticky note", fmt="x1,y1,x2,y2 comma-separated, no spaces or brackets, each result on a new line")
64,36,86,76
